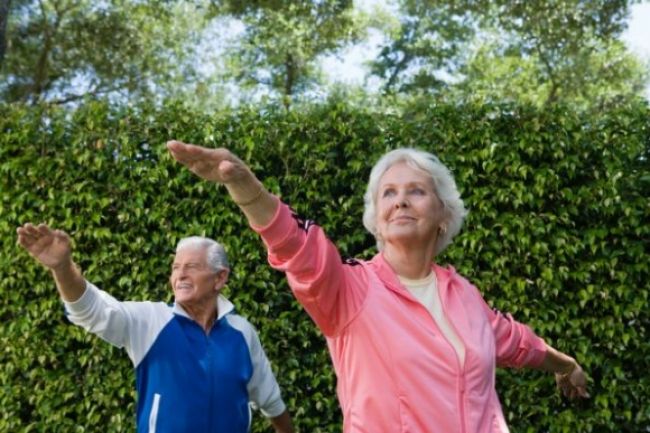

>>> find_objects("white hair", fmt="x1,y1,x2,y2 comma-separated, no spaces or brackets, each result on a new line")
176,237,229,273
362,148,468,255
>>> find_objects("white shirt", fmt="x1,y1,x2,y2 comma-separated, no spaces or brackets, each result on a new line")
399,272,466,366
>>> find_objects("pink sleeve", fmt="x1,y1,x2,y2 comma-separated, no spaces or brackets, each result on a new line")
480,296,547,368
252,198,368,337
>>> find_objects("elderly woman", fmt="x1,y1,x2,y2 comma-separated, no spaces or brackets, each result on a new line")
167,141,588,433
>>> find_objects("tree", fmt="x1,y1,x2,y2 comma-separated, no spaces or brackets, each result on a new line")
474,0,640,106
0,0,211,105
370,0,475,94
221,0,363,109
451,33,648,110
370,0,645,108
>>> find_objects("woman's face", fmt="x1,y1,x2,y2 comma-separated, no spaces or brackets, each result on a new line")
375,162,445,252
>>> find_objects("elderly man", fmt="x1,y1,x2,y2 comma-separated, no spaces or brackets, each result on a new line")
17,223,294,433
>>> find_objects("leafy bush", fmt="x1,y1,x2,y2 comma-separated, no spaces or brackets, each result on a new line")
0,99,647,432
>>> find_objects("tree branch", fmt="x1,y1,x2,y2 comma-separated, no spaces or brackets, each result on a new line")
48,83,125,105
0,0,11,70
31,0,68,103
283,52,295,110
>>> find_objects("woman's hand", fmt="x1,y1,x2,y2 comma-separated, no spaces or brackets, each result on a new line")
555,360,589,399
167,140,278,226
540,344,589,400
166,141,252,185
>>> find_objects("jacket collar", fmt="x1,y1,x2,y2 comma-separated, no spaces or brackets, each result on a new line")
368,252,457,296
172,294,235,321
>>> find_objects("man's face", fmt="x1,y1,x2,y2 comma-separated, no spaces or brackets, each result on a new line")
170,247,225,309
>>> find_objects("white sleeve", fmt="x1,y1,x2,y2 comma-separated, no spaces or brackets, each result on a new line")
63,281,173,366
226,315,286,418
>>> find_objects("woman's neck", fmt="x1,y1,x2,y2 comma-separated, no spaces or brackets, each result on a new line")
382,244,436,280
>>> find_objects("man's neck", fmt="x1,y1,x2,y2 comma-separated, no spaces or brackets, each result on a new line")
179,300,218,333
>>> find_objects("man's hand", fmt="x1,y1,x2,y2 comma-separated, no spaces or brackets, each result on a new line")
17,223,85,302
17,223,72,270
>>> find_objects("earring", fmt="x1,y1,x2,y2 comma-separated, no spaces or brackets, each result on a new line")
439,225,447,235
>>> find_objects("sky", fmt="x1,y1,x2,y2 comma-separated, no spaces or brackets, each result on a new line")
621,3,650,98
323,2,650,99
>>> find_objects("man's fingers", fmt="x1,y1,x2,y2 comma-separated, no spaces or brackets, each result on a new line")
17,233,34,248
37,223,53,237
17,223,43,241
22,223,40,237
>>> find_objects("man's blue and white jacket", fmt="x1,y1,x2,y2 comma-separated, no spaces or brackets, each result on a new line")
64,281,286,433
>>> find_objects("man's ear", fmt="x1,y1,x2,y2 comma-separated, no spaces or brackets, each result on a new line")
214,269,229,291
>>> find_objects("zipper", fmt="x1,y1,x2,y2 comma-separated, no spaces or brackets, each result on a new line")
149,393,161,433
413,293,468,433
206,319,218,432
439,293,468,433
399,273,469,433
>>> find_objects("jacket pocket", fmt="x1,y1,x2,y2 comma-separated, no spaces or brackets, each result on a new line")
149,393,161,433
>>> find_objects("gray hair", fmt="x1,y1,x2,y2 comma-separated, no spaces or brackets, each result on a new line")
176,237,230,273
362,148,468,255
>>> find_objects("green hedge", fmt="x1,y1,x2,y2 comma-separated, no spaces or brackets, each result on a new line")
0,100,647,432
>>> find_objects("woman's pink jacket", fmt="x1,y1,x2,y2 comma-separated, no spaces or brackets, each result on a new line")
253,199,547,433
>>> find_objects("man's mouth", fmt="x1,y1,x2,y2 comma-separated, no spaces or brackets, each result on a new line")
176,283,193,291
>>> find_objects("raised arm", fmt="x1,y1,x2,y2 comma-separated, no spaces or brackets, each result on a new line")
17,223,85,302
166,140,278,227
167,140,369,336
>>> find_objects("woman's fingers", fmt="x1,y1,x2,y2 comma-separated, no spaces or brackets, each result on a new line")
167,140,251,184
556,370,589,399
167,140,203,163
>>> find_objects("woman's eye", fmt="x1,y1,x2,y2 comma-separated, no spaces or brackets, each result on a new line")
382,189,396,197
410,188,425,195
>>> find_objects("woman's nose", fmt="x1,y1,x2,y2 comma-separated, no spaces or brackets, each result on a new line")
394,197,408,208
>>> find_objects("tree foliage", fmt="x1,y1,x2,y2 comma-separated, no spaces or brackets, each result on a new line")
371,0,646,109
220,0,363,108
0,0,210,105
453,35,648,110
370,0,475,93
1,99,648,432
0,0,646,110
